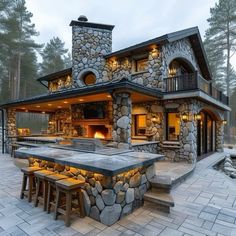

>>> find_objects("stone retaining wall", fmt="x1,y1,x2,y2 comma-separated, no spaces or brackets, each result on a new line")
29,158,155,226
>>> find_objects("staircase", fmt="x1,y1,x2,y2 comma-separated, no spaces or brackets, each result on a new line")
144,175,174,213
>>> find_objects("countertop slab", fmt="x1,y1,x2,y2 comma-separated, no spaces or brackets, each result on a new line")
15,147,164,176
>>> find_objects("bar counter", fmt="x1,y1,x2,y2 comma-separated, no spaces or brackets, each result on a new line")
15,147,164,226
15,147,163,176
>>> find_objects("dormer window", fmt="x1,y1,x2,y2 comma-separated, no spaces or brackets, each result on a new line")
135,57,148,72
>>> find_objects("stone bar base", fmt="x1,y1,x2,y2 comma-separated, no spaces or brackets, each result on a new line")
29,158,155,226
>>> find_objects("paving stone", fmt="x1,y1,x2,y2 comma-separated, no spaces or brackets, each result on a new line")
211,223,233,236
217,213,235,223
159,227,183,236
199,211,217,222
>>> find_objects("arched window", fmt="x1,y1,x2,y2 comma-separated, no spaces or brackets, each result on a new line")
83,72,96,86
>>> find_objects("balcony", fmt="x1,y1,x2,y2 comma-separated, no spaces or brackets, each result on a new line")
163,72,229,106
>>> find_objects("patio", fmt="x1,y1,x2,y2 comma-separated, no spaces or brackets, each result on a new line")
0,152,236,235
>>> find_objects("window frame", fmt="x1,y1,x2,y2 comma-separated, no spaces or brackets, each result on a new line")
166,112,180,141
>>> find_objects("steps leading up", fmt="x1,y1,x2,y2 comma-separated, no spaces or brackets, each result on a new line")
144,175,174,213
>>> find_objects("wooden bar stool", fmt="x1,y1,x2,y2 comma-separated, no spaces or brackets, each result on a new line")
34,170,54,211
20,166,42,202
45,173,69,214
54,178,85,227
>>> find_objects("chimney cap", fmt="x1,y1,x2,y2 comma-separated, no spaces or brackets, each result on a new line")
78,15,88,22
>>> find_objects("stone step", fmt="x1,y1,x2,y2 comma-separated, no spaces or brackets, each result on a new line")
144,190,174,213
149,175,172,192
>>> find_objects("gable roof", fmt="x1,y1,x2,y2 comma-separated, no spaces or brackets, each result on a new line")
105,27,212,80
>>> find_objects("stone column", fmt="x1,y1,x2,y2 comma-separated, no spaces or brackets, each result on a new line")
6,109,17,153
112,92,132,149
216,121,224,152
179,101,198,164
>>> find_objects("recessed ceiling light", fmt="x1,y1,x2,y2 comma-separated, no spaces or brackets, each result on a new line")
42,111,45,114
36,105,40,108
57,106,62,109
79,99,84,102
63,101,68,104
107,95,111,98
21,107,26,109
48,104,52,106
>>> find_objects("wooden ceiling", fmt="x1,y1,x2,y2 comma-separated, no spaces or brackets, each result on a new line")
14,92,156,113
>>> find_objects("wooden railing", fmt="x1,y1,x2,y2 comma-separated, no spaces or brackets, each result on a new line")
163,72,229,105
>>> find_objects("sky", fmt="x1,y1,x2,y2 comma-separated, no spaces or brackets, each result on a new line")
25,0,236,68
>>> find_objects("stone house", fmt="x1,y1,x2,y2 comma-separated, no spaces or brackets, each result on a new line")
0,16,230,163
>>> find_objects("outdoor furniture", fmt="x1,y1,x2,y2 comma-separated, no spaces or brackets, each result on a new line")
54,178,85,227
11,143,19,157
20,166,42,202
45,173,69,214
34,170,54,211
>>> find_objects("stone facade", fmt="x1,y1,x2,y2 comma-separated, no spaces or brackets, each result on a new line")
112,92,132,149
6,109,17,153
29,158,155,226
109,48,163,89
161,38,201,79
72,23,112,86
216,121,224,151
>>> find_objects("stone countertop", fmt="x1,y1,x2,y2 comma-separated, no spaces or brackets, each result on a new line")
15,147,164,176
19,136,64,143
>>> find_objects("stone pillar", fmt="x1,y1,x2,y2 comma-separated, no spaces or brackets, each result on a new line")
112,92,132,149
216,121,224,152
6,109,17,153
179,101,198,164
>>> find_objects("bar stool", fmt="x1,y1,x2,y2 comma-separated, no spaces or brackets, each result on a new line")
45,173,69,214
20,166,42,202
54,178,85,227
34,170,54,211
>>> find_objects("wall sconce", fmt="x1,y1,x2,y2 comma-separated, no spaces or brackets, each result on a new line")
194,114,201,121
181,113,189,122
222,120,227,125
151,115,160,124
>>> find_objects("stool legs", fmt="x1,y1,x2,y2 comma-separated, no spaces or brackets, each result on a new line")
54,188,60,220
34,178,41,207
34,177,48,211
78,189,85,217
20,174,34,202
65,192,72,227
28,175,34,202
20,174,27,199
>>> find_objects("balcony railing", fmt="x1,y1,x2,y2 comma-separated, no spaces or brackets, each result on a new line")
163,72,229,106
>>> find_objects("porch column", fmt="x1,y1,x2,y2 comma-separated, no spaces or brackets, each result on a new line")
6,109,17,153
112,92,132,149
216,121,224,152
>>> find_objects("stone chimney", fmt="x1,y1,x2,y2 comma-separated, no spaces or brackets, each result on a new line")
70,16,114,86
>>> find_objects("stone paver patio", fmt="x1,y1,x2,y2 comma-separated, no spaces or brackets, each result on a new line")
0,152,236,236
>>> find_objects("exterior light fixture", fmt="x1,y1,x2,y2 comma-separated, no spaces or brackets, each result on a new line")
151,116,160,124
181,113,189,122
223,120,227,125
194,114,201,120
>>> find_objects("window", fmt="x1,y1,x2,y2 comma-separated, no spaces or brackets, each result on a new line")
83,73,96,85
135,58,148,72
133,114,147,136
166,112,180,141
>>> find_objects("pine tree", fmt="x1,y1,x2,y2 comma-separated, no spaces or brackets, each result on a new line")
0,0,41,101
40,37,71,76
206,0,236,97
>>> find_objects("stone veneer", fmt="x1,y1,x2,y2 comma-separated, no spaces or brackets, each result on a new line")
71,22,112,86
6,109,17,153
29,158,155,226
112,92,132,149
